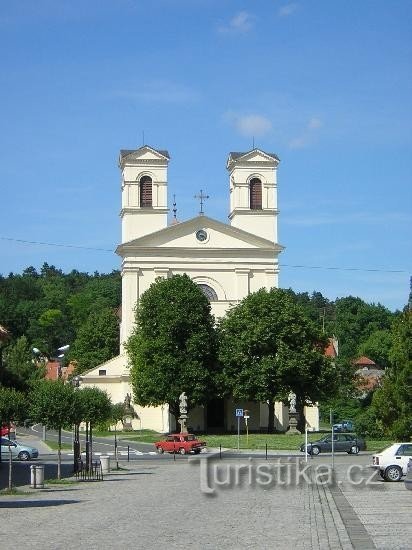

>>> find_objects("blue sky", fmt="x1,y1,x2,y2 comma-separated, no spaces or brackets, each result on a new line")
1,0,411,311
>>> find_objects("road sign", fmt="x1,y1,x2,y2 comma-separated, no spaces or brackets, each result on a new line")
235,408,244,417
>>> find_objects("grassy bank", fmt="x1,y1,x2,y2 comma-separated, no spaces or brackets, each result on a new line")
99,430,393,452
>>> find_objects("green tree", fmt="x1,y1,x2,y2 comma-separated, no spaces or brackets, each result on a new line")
68,307,120,374
371,310,412,439
334,296,395,360
358,329,393,368
0,386,26,490
29,380,78,479
1,336,45,391
127,274,217,426
218,288,335,432
67,272,121,328
78,386,112,470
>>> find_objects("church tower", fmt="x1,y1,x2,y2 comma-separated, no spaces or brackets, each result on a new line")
119,146,170,242
227,149,280,243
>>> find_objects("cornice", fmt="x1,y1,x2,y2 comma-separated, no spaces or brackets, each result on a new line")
229,208,279,218
120,207,169,216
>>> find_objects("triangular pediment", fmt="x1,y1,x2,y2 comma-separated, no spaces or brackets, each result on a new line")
82,354,129,379
117,216,283,255
119,145,170,164
227,149,280,169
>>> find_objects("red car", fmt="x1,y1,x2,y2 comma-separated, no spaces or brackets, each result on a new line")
0,423,16,439
154,433,206,455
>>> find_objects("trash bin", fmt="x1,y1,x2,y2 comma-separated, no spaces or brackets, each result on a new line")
30,464,45,488
100,455,110,474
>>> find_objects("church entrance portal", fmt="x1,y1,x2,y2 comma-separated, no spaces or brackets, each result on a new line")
206,398,225,433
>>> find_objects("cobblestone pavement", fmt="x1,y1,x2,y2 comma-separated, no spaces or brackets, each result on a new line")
333,463,412,550
0,456,411,549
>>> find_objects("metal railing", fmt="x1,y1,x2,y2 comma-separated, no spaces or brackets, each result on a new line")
74,459,103,481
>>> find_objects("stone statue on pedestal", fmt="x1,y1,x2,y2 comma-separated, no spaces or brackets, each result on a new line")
123,393,134,431
288,391,301,434
178,392,188,433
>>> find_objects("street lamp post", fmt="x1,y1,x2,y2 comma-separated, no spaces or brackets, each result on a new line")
71,375,81,473
56,344,70,379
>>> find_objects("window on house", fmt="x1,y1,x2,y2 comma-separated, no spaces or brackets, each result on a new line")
98,370,107,376
250,178,262,210
140,176,152,207
198,284,218,302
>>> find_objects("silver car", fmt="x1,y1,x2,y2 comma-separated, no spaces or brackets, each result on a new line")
0,437,39,460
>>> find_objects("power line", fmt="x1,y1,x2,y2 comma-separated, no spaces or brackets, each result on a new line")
0,236,409,274
280,263,407,274
0,236,113,253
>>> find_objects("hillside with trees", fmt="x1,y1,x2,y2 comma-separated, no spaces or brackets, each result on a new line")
1,263,408,438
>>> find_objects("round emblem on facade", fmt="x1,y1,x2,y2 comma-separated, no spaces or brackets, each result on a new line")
196,229,208,242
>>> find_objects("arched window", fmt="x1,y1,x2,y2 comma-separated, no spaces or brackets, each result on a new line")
198,284,218,302
140,176,152,207
250,178,262,210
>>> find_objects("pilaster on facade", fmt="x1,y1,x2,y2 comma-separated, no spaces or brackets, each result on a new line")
235,268,251,300
153,268,170,279
120,267,141,352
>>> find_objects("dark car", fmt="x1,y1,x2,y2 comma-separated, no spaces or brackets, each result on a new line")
300,433,366,455
332,420,354,433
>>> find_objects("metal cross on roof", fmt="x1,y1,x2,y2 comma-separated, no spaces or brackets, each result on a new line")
194,189,209,215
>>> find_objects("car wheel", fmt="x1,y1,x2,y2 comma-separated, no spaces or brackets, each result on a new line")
350,445,360,455
156,447,164,454
384,465,402,482
311,446,320,456
18,451,30,461
179,448,186,455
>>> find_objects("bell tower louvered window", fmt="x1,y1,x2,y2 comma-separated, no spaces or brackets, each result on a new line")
140,176,152,207
250,178,262,210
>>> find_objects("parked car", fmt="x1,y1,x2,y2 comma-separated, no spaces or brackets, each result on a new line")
154,433,207,455
0,437,39,460
332,420,354,432
300,433,366,455
372,443,412,482
0,423,16,439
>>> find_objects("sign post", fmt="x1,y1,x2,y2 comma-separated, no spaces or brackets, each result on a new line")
235,409,243,451
244,410,250,446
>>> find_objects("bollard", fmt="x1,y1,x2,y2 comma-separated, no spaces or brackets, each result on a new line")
265,443,268,460
127,445,130,462
100,455,110,474
30,464,45,489
219,444,222,459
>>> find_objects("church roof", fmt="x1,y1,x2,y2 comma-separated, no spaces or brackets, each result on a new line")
117,214,285,254
120,146,170,160
228,149,280,162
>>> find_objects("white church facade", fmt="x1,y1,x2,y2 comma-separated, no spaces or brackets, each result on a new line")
81,145,319,433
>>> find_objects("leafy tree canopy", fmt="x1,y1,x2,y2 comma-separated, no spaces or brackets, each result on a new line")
1,336,45,391
68,307,120,374
127,274,218,421
218,288,336,431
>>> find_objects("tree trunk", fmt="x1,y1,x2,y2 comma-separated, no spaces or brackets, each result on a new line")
267,401,275,433
57,427,62,480
89,424,93,472
296,397,306,433
8,446,13,491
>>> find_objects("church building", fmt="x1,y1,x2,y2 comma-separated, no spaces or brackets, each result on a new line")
81,145,319,433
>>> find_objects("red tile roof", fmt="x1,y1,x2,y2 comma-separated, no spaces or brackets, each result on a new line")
354,356,376,366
